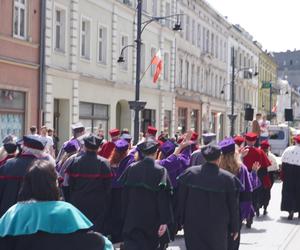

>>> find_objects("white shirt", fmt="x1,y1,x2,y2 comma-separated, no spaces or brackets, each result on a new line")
40,135,54,153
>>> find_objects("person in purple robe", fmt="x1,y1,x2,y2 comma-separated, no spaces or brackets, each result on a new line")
219,138,260,250
106,139,134,244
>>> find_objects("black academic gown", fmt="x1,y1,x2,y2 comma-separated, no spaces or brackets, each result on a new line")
281,162,300,213
67,151,112,233
177,163,239,250
0,154,38,217
0,231,106,250
119,157,173,250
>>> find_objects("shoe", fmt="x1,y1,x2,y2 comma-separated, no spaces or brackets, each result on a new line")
255,208,260,217
246,218,253,228
288,212,294,220
263,209,268,215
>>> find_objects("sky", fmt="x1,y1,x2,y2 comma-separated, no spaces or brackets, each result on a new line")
207,0,300,52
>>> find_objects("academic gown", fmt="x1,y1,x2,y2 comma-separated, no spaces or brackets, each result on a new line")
105,154,134,243
0,153,50,217
280,145,300,213
0,155,15,168
190,149,206,167
0,201,113,250
177,163,239,250
119,157,173,250
67,151,113,233
242,146,271,211
98,141,115,159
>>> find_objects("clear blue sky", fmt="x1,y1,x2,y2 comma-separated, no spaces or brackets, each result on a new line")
207,0,300,52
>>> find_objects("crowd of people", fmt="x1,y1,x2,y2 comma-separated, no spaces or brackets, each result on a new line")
0,121,299,250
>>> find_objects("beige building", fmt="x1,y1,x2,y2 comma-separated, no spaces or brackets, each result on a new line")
44,0,177,144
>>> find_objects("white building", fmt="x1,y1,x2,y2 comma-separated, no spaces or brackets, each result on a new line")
226,24,260,135
175,0,230,141
44,0,177,145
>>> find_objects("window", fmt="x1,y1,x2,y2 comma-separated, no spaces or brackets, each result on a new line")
13,0,26,39
54,8,66,52
165,2,171,28
223,42,227,62
192,20,196,45
185,61,189,89
0,90,25,144
197,24,201,49
220,39,223,61
202,27,206,51
191,64,196,90
164,110,172,136
142,0,147,12
120,35,128,70
215,35,219,58
180,10,184,38
179,58,183,86
164,52,170,81
152,0,158,16
206,30,209,53
98,25,107,64
186,16,190,41
80,17,91,59
211,33,214,55
178,108,187,134
79,102,109,136
141,109,156,133
190,110,199,132
151,48,156,76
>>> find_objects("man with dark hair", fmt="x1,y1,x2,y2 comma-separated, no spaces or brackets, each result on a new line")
177,144,239,250
0,135,17,167
67,135,113,233
29,126,38,136
119,140,173,250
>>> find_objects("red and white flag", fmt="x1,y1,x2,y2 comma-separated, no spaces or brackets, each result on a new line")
272,101,278,113
151,50,163,83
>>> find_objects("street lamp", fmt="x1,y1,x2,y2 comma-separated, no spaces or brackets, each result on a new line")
223,47,258,137
117,0,182,144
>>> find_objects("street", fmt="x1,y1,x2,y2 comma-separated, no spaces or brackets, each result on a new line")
167,181,300,250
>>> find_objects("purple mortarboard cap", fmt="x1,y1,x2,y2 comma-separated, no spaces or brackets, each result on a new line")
114,139,129,152
120,133,132,142
219,137,236,154
63,140,80,153
160,140,176,157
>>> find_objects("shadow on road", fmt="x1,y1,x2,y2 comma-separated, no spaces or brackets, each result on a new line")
241,227,267,234
276,216,300,225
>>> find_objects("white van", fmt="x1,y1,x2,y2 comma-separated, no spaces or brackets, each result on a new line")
268,124,293,156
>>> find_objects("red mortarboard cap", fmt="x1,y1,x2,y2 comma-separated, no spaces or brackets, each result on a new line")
191,132,199,141
109,128,120,137
234,135,245,146
147,126,157,136
260,140,270,149
245,132,258,142
294,135,300,144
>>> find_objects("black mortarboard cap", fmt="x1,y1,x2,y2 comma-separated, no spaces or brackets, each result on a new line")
137,140,159,155
23,135,47,150
83,135,103,150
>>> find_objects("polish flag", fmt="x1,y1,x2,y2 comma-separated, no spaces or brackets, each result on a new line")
151,50,163,83
272,103,277,113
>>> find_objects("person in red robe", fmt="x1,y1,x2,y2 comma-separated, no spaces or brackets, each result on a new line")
242,132,271,227
145,126,157,140
98,129,120,159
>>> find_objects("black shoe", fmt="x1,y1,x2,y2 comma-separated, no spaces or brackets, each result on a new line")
246,218,253,228
256,208,260,217
288,212,294,220
263,209,268,215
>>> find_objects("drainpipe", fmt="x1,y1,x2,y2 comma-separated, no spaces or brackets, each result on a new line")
38,0,46,126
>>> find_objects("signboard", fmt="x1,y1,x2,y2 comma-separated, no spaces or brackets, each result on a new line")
261,82,272,89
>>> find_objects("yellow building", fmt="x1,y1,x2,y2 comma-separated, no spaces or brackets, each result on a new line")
256,44,278,120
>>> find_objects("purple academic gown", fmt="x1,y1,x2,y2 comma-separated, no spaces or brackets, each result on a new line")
238,164,260,220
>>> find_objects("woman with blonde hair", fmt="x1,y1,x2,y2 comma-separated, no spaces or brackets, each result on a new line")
219,138,260,250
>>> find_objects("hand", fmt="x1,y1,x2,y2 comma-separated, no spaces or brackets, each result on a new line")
240,147,249,158
158,224,167,237
252,161,261,172
231,232,239,241
184,130,193,142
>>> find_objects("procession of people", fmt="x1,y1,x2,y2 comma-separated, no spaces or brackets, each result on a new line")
0,118,299,250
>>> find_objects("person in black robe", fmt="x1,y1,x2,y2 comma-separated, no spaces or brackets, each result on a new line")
0,160,113,250
66,134,113,233
280,135,300,220
177,144,239,250
0,135,53,217
119,140,173,250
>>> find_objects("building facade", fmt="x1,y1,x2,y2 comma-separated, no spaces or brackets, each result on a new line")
0,0,41,144
175,0,229,141
44,0,177,145
226,25,260,135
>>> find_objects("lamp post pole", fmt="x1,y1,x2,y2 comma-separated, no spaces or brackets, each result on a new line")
229,47,236,137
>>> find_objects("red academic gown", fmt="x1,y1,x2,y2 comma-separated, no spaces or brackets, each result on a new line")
98,141,115,159
243,146,272,188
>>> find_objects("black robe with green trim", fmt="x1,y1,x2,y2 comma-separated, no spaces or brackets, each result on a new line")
177,163,239,250
119,157,173,250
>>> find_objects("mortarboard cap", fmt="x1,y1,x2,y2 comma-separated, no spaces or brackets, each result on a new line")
245,132,258,142
109,128,120,138
63,140,80,153
23,135,47,151
191,132,199,142
147,126,157,136
71,122,85,134
137,140,159,155
160,140,176,157
219,138,236,154
294,135,300,144
2,135,17,145
201,144,221,161
114,139,129,152
260,140,270,150
234,135,245,146
83,135,103,150
120,133,132,142
202,133,216,145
